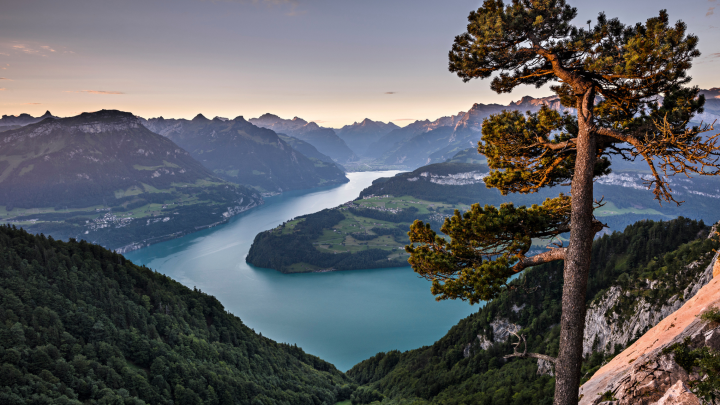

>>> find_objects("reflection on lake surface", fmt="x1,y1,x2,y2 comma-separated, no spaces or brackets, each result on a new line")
125,171,478,371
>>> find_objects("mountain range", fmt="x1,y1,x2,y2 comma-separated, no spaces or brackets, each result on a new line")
335,119,399,157
0,110,261,251
141,114,348,194
250,114,358,163
0,110,56,132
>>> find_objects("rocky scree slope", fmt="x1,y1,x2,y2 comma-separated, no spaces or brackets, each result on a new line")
346,218,718,405
141,114,348,194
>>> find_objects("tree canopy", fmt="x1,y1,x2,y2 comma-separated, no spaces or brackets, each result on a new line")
407,1,720,404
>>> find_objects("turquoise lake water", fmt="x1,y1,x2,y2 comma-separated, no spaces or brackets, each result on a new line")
125,171,478,371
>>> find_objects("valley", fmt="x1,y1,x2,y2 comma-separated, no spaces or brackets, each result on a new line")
247,147,720,273
7,1,720,404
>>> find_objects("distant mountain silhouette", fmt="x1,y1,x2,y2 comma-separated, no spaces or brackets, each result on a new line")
250,114,358,163
335,118,399,157
142,115,348,193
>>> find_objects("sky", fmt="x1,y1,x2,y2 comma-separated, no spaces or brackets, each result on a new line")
1,0,720,127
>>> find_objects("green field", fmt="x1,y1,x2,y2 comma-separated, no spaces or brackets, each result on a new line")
266,195,477,267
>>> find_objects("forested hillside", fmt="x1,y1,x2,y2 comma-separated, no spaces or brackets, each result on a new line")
347,218,719,405
0,225,352,405
0,110,262,253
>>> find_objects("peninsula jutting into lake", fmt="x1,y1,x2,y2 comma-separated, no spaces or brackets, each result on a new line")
4,1,720,404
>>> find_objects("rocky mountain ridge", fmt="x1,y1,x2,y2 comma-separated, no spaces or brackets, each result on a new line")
0,109,262,252
249,113,357,163
336,118,399,157
141,115,348,193
0,110,55,129
373,94,573,169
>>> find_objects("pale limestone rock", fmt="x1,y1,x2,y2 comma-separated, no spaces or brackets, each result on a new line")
583,251,719,357
537,358,554,376
579,268,720,405
652,380,700,405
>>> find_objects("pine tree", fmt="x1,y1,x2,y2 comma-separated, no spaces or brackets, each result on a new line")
406,1,720,404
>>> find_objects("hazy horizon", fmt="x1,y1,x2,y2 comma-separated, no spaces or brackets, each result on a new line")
2,0,720,127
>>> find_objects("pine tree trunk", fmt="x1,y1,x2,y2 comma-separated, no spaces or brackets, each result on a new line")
553,89,597,405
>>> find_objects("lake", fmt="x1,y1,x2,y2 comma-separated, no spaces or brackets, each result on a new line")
125,171,478,371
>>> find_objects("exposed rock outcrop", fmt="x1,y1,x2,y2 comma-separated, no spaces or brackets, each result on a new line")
463,318,521,358
655,380,701,405
578,253,720,405
582,250,719,356
537,358,554,376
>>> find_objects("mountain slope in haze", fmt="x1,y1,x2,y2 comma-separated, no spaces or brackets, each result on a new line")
364,114,465,160
376,95,568,169
249,114,358,163
336,119,399,157
277,133,342,166
141,115,348,194
0,110,55,131
0,225,352,405
0,110,261,252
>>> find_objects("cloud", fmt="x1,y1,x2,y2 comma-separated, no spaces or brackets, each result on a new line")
0,88,5,91
708,7,715,16
0,77,11,81
22,103,41,105
65,90,125,95
385,92,396,95
12,44,39,54
5,43,60,56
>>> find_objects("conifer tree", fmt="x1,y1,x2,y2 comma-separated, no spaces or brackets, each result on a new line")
406,1,720,403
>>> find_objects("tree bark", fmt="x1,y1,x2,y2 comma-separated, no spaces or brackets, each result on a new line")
553,87,597,405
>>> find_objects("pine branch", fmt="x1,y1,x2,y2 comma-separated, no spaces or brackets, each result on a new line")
511,248,566,273
503,332,557,364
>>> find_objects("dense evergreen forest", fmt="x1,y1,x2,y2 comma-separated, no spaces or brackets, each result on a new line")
0,225,353,405
347,218,719,405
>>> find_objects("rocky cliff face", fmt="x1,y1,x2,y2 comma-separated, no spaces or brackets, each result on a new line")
462,318,522,358
578,251,720,405
582,248,719,357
